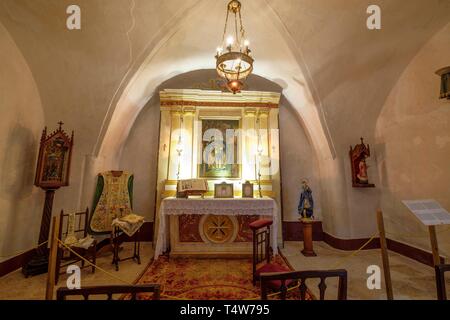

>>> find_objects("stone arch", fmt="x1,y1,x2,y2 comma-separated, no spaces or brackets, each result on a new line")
95,0,333,170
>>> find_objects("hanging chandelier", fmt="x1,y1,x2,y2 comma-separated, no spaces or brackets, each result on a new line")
215,0,254,94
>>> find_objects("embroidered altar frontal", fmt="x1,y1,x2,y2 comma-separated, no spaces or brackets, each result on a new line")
155,198,278,258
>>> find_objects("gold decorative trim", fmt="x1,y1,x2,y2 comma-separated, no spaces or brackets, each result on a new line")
159,89,281,109
161,100,279,109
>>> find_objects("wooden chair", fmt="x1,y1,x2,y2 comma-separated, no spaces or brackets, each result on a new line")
56,284,161,300
261,270,348,300
55,208,97,284
250,219,290,286
435,264,450,300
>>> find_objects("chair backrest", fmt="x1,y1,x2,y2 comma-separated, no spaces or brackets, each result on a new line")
250,220,273,284
253,226,271,266
56,285,161,300
435,264,450,300
261,270,348,300
59,208,90,241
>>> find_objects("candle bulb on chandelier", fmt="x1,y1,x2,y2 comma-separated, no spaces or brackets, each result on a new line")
227,36,234,51
244,40,250,54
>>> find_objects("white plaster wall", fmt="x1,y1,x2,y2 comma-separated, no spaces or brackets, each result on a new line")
0,1,448,248
375,23,450,257
0,22,44,262
119,95,160,221
279,99,322,221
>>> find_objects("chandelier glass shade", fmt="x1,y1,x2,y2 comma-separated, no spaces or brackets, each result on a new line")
215,0,254,94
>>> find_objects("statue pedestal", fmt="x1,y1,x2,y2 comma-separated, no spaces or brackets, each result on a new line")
301,219,317,257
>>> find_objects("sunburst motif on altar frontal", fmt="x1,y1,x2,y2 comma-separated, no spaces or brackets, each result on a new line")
201,215,237,244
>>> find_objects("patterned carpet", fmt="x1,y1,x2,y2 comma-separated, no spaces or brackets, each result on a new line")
133,255,312,300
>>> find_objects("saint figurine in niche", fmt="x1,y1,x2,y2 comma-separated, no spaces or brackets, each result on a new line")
357,157,369,184
349,137,375,188
298,180,314,220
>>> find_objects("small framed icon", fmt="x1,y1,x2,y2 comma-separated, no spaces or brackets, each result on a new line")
214,182,234,199
242,181,254,198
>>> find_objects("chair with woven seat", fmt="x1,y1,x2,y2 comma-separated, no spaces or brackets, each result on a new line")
55,208,97,284
260,270,348,300
435,264,450,300
56,284,161,300
250,219,290,286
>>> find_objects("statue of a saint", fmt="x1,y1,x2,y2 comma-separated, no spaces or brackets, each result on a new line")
357,157,369,184
298,180,314,219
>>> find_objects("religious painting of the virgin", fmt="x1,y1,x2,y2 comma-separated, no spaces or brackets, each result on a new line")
199,118,241,179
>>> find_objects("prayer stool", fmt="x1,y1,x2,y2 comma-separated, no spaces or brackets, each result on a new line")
111,226,142,272
110,213,145,271
250,219,290,288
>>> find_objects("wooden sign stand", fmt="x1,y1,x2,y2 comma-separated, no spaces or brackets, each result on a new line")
376,210,394,300
428,226,441,266
401,200,448,266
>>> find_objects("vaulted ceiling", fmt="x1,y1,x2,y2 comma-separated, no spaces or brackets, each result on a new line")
1,0,449,158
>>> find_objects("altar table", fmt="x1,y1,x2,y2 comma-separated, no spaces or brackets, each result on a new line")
154,198,278,259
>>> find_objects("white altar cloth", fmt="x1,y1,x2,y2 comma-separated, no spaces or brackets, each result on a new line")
154,197,279,259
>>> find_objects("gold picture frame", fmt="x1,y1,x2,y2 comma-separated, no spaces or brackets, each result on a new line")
214,182,234,199
242,181,254,198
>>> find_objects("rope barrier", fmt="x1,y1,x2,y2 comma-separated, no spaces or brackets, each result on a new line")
0,241,48,259
167,232,380,300
57,239,133,286
54,232,382,300
56,238,287,300
57,238,226,300
328,233,378,270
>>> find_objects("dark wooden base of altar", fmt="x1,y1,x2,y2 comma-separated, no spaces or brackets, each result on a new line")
301,219,317,257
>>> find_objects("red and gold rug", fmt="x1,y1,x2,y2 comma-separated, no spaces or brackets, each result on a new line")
133,255,312,300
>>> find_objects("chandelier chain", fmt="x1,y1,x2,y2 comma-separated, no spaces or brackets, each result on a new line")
221,9,230,45
239,10,245,43
234,11,239,45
